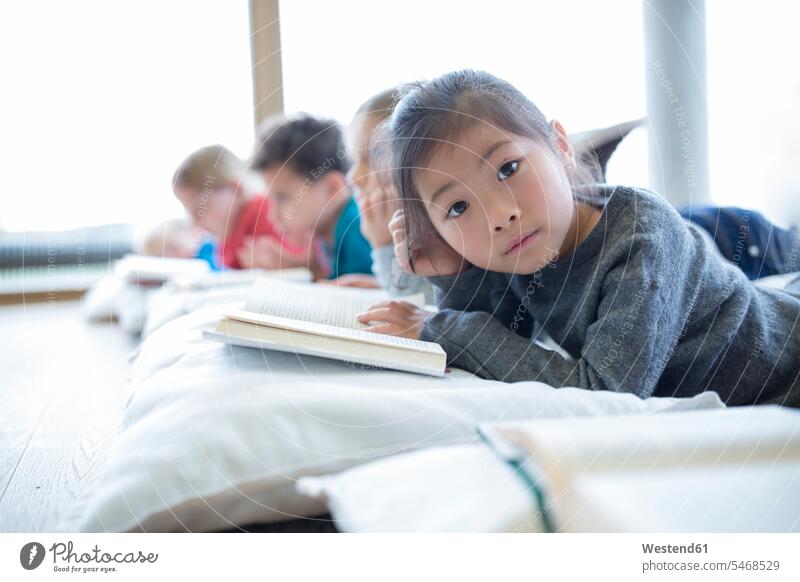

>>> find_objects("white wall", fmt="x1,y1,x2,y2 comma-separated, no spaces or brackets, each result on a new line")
0,1,255,232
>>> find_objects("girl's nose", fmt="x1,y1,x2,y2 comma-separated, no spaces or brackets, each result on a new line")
491,189,521,232
493,213,517,232
492,196,521,231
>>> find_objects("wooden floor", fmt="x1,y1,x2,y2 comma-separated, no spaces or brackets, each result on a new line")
0,297,338,533
0,297,136,532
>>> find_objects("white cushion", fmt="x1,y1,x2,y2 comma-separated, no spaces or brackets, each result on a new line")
300,406,799,533
297,443,541,532
477,408,800,532
65,303,724,532
82,275,153,334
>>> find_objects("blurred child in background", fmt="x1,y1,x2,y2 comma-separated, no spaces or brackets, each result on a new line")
138,217,217,269
140,218,199,259
347,88,434,300
251,115,376,285
172,144,308,270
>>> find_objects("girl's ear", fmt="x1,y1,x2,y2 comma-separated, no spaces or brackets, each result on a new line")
550,120,577,172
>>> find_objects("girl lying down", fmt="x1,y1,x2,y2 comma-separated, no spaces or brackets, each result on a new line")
357,69,800,407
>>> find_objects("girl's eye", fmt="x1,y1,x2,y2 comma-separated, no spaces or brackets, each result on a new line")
447,200,470,218
497,160,519,181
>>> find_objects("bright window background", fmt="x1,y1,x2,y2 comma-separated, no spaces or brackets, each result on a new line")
281,0,800,227
0,1,254,232
282,0,648,130
2,1,798,232
281,0,648,190
706,0,800,227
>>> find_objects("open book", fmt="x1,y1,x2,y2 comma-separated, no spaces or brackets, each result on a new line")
204,278,447,376
479,406,800,532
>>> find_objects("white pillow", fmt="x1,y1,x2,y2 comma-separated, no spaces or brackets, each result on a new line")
478,408,800,532
64,303,724,532
297,443,541,532
300,409,799,533
82,275,154,334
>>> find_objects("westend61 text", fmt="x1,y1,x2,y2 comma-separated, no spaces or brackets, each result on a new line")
642,543,708,554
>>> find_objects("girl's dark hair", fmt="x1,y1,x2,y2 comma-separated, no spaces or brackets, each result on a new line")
386,69,598,273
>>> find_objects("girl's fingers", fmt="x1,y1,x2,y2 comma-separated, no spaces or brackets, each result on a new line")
356,308,411,325
392,235,407,257
388,209,405,231
357,301,419,324
395,240,415,264
363,323,402,336
388,213,414,272
394,243,412,271
363,299,417,313
391,228,407,251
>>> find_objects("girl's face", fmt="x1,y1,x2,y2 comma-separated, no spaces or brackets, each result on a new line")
413,121,577,274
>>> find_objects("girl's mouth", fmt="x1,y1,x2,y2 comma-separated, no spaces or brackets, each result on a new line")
504,229,539,255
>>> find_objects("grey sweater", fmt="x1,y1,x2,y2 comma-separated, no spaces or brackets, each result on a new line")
419,185,800,407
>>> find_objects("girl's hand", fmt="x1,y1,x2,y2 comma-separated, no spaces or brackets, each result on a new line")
389,209,466,277
354,187,398,248
356,300,433,340
317,273,382,288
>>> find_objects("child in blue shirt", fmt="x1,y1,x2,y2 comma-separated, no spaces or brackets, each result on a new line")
251,114,374,283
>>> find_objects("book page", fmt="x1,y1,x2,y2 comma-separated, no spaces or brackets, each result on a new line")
244,278,425,330
226,309,445,355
